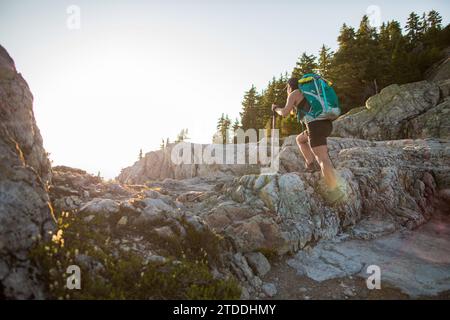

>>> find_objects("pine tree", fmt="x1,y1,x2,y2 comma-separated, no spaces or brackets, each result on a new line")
356,15,377,42
337,23,356,51
280,116,299,137
405,12,421,43
292,53,317,78
232,118,240,132
388,21,404,46
355,15,382,98
257,75,287,133
139,149,143,160
216,113,232,144
217,113,225,131
379,22,388,44
329,23,360,109
222,115,231,144
231,10,448,134
378,21,393,79
423,10,444,47
240,85,259,131
317,45,333,78
419,12,428,35
231,118,240,144
217,113,234,144
388,21,413,84
175,129,189,142
427,10,442,30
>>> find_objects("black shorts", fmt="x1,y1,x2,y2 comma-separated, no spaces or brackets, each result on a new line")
306,120,333,148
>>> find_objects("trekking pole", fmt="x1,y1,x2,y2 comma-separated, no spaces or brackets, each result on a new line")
272,110,276,131
271,110,276,159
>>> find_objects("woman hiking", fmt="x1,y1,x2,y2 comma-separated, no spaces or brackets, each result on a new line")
272,77,345,203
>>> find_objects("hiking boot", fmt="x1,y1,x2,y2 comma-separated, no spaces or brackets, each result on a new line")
326,186,346,205
304,161,321,173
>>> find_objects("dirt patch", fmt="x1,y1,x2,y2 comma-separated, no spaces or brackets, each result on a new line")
260,257,450,300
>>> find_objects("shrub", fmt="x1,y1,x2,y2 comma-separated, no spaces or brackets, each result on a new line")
31,211,241,300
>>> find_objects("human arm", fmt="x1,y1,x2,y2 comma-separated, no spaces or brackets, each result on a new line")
272,91,304,117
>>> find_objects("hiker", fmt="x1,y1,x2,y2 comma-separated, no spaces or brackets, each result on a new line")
272,76,344,202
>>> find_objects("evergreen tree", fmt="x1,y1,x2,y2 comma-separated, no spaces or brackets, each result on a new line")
139,149,143,160
223,115,231,143
217,113,225,131
258,75,288,134
427,10,442,30
232,118,240,132
317,45,333,78
356,15,382,97
356,15,378,42
336,23,356,51
240,85,259,131
387,21,404,48
379,22,389,46
405,12,421,43
258,78,277,133
231,118,240,144
227,10,448,136
423,10,444,48
292,53,317,78
419,12,428,34
328,24,360,109
216,114,231,144
388,21,413,83
175,129,189,142
280,115,300,137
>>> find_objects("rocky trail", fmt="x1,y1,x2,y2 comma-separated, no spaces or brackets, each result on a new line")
263,213,450,299
48,155,450,299
1,44,450,299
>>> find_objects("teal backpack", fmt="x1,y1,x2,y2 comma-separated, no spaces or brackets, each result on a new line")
296,73,341,123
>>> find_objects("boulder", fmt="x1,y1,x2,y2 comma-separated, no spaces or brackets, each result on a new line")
229,252,262,292
141,198,176,214
425,47,450,82
79,198,120,216
332,49,450,142
154,226,176,240
245,252,271,276
0,45,51,181
204,203,289,254
214,137,449,255
332,81,442,140
117,143,262,184
261,283,277,297
0,45,54,299
437,79,450,99
403,97,450,140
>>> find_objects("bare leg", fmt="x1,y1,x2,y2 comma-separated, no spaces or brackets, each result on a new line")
296,132,315,165
311,145,337,189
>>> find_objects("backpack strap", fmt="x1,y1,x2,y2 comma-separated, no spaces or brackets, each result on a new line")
312,77,326,111
320,78,329,111
300,74,327,113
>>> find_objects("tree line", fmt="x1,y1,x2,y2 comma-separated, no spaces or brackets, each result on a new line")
217,10,449,140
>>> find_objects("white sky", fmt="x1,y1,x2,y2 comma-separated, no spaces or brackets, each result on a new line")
1,0,448,178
